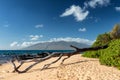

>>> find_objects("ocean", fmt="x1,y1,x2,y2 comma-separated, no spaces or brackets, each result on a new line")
0,50,74,64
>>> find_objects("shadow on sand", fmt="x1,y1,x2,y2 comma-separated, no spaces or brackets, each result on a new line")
27,59,98,73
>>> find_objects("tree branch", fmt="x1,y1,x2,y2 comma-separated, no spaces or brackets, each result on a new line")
11,44,108,73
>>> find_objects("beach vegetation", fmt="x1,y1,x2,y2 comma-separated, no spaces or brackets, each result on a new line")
82,24,120,69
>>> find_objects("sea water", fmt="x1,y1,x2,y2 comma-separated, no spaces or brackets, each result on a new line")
0,50,74,64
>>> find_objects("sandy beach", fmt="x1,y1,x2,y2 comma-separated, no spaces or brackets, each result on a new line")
0,54,120,80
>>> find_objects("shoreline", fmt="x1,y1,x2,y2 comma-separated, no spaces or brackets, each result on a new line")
0,61,8,65
0,54,120,80
0,50,74,64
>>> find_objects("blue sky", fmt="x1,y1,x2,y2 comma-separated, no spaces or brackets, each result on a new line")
0,0,120,49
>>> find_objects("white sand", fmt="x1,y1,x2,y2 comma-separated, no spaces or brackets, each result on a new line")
0,54,120,80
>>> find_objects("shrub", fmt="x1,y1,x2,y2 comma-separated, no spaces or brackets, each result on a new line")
82,24,120,69
82,50,102,58
82,32,111,58
92,33,111,47
83,39,120,69
99,39,120,69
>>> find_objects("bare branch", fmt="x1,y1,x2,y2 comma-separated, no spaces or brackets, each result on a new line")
10,44,108,73
11,53,56,73
41,53,63,70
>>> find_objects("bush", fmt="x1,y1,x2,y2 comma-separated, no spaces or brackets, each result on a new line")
92,33,111,47
82,24,120,69
82,50,102,58
99,39,120,69
82,32,111,58
83,39,120,69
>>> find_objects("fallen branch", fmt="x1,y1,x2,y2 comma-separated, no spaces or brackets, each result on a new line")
11,44,108,73
11,52,60,73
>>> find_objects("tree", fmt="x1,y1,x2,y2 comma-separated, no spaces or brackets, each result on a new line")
110,24,120,39
92,33,111,47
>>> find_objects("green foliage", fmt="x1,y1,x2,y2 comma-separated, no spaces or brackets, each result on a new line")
83,39,120,69
82,24,120,69
92,33,111,47
91,24,120,47
82,32,112,58
99,39,120,69
110,24,120,39
82,50,103,58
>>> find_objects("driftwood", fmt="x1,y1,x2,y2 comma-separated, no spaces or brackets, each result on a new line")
10,44,108,73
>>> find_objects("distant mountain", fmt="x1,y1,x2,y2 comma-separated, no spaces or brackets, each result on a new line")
23,41,91,50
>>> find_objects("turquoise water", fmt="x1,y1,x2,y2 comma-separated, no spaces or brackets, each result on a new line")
0,50,74,64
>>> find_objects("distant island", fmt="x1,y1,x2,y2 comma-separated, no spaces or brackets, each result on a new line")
22,41,90,50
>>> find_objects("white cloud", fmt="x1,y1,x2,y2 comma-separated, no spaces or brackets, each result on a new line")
35,24,43,28
10,41,19,47
10,37,94,49
85,0,110,8
60,5,89,21
21,41,39,47
10,41,39,48
60,0,110,22
29,35,43,41
79,28,86,32
115,7,120,12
